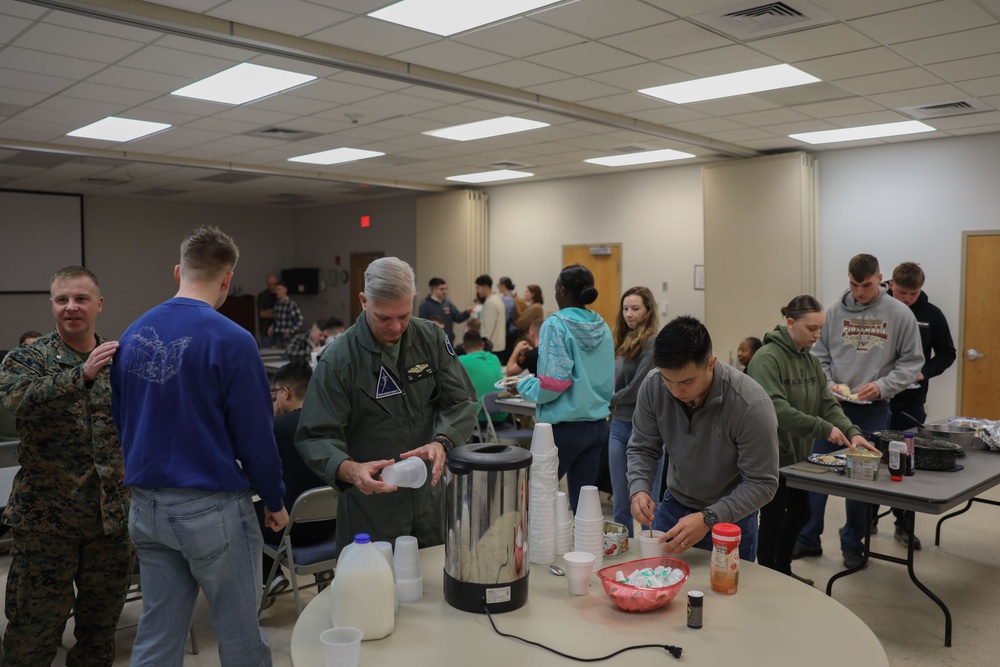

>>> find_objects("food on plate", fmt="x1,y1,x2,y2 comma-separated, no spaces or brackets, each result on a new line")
812,455,841,465
832,384,862,400
496,376,523,392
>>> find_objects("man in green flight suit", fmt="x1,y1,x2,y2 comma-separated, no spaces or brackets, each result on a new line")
296,257,477,550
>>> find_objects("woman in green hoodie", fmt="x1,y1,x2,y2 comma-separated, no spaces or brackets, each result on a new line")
747,295,874,584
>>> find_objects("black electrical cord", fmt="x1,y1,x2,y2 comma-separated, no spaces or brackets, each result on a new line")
482,602,683,661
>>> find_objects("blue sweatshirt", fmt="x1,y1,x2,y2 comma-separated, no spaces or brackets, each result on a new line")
111,297,285,512
517,307,613,423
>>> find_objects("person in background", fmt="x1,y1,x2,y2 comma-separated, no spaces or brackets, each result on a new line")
748,295,875,585
878,262,956,547
285,319,329,365
497,277,522,363
627,316,779,562
609,287,662,537
295,257,476,549
517,284,545,340
455,318,493,356
506,320,541,377
258,272,279,347
738,336,762,371
321,317,345,347
474,275,506,362
258,362,335,609
111,226,287,666
794,254,922,570
268,282,303,346
458,331,508,426
0,266,132,666
417,277,470,344
19,331,42,345
517,265,613,512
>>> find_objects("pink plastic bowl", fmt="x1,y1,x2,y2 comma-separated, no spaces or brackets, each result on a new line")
596,557,690,612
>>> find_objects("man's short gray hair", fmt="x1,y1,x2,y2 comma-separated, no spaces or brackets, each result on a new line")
364,257,417,303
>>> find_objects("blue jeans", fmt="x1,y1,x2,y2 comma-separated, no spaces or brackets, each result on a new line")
129,488,272,667
652,492,759,562
797,401,890,554
608,418,663,537
553,419,609,513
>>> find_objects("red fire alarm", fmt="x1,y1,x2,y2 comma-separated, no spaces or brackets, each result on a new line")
360,215,370,228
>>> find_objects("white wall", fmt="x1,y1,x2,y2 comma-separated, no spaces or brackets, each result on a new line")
817,133,1000,420
485,164,706,324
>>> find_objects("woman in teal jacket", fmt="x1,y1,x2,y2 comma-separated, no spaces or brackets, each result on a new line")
518,265,614,512
747,295,874,584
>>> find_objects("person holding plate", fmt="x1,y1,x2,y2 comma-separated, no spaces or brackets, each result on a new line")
748,295,876,585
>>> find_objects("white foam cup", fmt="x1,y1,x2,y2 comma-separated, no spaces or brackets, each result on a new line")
636,530,666,558
530,423,556,455
576,485,602,520
562,551,596,595
320,627,363,667
381,458,427,489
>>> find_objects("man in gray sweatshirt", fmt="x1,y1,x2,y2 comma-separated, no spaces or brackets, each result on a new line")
794,254,923,569
626,316,779,561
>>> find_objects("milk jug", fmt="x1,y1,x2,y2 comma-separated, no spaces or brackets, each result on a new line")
331,533,395,640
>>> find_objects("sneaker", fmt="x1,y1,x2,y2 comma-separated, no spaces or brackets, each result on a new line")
842,549,865,569
261,573,289,609
870,522,878,535
894,526,922,550
791,543,822,560
789,571,814,587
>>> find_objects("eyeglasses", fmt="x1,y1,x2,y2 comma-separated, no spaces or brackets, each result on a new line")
270,387,285,398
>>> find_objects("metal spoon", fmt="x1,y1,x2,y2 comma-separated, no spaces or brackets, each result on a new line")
549,564,565,576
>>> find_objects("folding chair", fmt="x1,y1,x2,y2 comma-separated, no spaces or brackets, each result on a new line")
481,391,533,447
260,486,339,616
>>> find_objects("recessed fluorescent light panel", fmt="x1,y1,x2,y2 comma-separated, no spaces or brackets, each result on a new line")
288,148,385,165
370,0,562,36
639,64,820,104
66,117,171,142
446,170,533,184
172,63,316,105
585,149,696,167
789,120,935,145
424,116,549,142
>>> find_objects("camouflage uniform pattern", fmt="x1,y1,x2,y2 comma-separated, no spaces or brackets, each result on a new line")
0,332,133,667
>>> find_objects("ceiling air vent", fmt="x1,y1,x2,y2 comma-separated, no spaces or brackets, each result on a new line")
488,160,534,169
690,0,836,40
79,177,128,186
243,126,321,141
898,99,993,120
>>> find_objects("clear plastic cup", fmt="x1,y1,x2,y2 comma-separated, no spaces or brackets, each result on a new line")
562,551,596,595
637,530,666,558
320,627,362,667
576,485,602,520
394,535,420,580
381,458,428,489
396,575,423,602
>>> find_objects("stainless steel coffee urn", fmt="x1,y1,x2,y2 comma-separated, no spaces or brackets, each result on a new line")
444,443,532,613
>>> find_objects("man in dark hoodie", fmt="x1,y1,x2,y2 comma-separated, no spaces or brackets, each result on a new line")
417,277,471,344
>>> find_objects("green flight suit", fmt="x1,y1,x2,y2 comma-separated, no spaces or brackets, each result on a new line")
296,315,476,551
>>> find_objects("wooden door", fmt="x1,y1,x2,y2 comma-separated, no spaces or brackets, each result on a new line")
349,252,384,323
561,244,621,328
960,233,1000,418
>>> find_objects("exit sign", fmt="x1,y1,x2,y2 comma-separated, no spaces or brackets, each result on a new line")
360,215,370,228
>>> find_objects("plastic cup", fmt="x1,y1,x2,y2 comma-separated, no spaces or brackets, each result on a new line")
556,491,571,524
373,541,395,579
394,535,420,579
381,458,428,489
320,627,362,667
396,576,423,602
637,530,666,558
563,551,596,595
530,423,556,455
576,485,602,520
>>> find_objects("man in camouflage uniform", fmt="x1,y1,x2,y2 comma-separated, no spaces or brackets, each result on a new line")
0,266,132,667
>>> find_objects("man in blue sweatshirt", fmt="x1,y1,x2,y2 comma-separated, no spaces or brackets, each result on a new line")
112,226,288,667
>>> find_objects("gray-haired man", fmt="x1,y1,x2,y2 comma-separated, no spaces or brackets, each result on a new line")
295,257,477,549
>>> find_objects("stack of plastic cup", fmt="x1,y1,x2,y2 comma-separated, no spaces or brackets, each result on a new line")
529,423,559,564
555,491,573,556
574,485,604,572
393,535,423,602
373,541,398,613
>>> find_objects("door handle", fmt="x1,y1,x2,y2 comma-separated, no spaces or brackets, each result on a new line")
967,349,987,361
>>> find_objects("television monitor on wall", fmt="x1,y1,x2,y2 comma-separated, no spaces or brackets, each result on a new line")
281,268,319,295
1,190,84,293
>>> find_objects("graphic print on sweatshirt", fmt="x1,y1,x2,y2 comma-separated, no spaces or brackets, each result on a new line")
840,317,889,353
122,326,193,384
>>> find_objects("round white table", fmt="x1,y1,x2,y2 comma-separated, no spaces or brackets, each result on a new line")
291,545,887,666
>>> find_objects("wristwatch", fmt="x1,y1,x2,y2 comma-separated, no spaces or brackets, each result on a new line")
701,508,719,528
432,435,453,450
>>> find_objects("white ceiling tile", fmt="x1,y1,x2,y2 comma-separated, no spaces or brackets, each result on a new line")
210,107,299,126
927,109,1000,129
62,82,161,106
869,83,971,108
287,79,384,105
849,0,997,44
13,22,145,63
349,91,449,117
792,97,887,118
183,118,271,134
723,108,813,126
245,55,338,80
704,127,778,143
889,24,1000,64
524,78,623,103
837,68,946,96
601,20,731,61
122,107,202,127
526,42,644,76
464,60,571,88
116,45,239,78
751,24,879,62
392,40,509,74
0,1,46,20
369,115,442,133
797,48,915,82
461,98,530,115
0,15,31,44
687,95,779,116
397,86,476,105
454,18,584,58
307,17,437,57
329,71,411,91
760,119,837,135
588,62,691,90
948,122,1000,135
208,0,351,36
530,0,674,39
138,94,231,118
957,76,1000,97
35,95,128,121
661,45,778,77
826,111,914,127
582,93,669,114
412,106,498,126
133,0,224,12
807,0,931,21
247,94,336,116
154,34,258,61
0,87,48,108
0,46,108,79
926,53,1000,82
85,66,193,94
629,106,710,125
43,10,161,42
0,67,74,95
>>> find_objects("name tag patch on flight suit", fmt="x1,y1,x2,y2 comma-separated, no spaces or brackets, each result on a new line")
376,366,403,398
406,362,434,382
